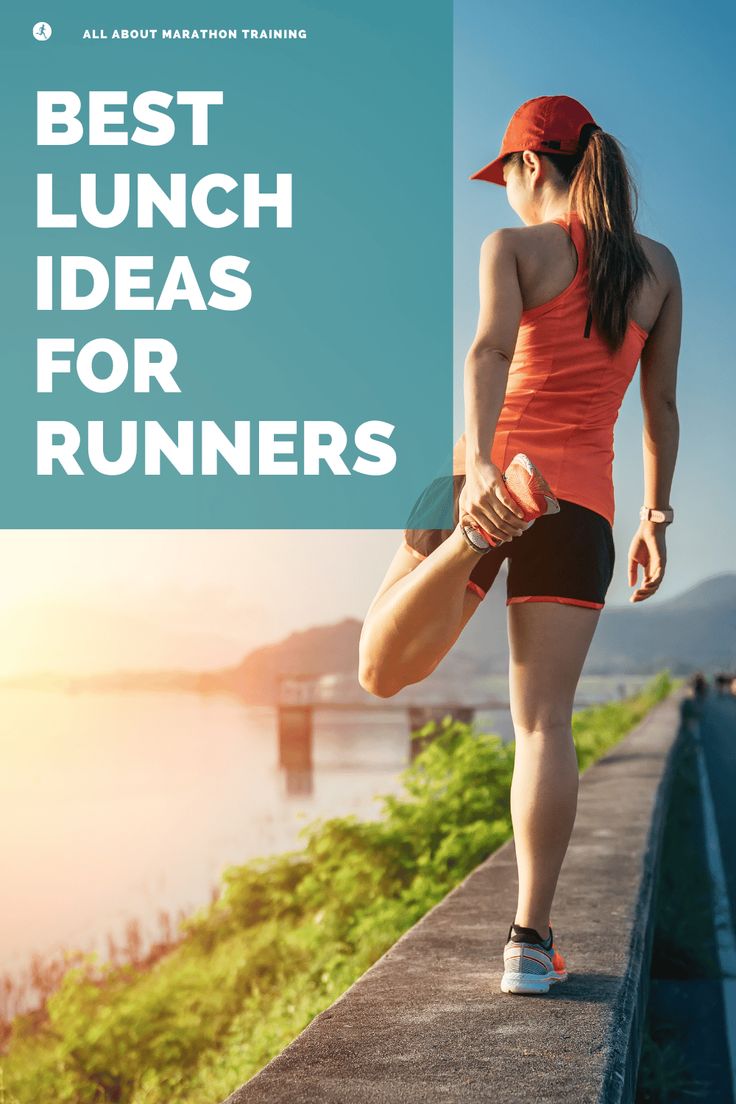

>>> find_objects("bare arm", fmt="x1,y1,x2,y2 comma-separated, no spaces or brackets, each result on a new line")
460,229,527,542
628,248,682,603
639,248,682,512
464,229,523,465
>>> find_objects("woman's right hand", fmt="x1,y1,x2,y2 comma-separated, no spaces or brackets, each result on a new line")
458,458,528,544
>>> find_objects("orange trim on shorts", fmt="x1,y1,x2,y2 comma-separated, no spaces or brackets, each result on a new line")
403,541,489,605
507,595,604,610
465,580,487,600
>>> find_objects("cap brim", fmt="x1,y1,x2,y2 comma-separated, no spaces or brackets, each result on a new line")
469,155,506,186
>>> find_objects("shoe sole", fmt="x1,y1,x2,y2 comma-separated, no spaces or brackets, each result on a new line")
500,969,568,995
461,453,560,552
505,453,561,519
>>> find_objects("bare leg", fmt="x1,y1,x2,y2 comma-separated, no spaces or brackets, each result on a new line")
506,601,602,938
359,524,488,697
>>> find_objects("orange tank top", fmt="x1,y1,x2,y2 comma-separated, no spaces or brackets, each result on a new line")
453,210,648,527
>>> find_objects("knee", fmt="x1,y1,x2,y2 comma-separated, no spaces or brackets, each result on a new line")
358,626,407,698
358,661,402,699
511,715,572,740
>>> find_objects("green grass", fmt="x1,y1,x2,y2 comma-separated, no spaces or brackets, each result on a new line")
0,671,678,1104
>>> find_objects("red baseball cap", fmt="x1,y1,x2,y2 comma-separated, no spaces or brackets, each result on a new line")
470,95,598,186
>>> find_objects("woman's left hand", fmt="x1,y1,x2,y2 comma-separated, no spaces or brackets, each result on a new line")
628,523,667,603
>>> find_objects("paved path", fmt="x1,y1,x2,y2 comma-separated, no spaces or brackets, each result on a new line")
223,690,686,1104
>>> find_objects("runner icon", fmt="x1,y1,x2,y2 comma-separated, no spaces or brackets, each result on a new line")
33,22,52,40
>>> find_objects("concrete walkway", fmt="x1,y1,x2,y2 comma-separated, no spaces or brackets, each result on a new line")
224,688,687,1104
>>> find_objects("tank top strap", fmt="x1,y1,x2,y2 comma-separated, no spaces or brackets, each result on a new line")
566,209,588,261
548,211,591,335
550,210,587,261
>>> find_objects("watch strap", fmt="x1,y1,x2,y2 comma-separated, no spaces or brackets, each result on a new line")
640,505,674,524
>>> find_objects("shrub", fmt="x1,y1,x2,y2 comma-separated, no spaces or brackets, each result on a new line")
0,672,676,1103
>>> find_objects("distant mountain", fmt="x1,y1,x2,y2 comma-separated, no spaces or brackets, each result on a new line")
216,617,364,704
454,569,736,676
5,572,732,701
215,570,736,701
1,618,366,703
585,572,736,674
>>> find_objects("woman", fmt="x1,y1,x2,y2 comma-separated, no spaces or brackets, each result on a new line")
358,95,681,994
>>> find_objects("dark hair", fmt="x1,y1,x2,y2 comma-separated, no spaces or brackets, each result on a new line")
505,124,655,351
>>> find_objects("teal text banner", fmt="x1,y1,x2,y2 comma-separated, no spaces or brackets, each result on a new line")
1,1,454,528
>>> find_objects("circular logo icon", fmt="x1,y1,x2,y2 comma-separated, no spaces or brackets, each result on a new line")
32,22,52,41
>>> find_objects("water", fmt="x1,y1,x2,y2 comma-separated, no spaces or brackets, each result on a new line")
0,688,509,983
0,676,647,985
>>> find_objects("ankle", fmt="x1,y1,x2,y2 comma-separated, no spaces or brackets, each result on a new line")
451,522,488,561
513,919,551,942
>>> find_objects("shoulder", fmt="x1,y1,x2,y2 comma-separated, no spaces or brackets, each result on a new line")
476,228,527,281
479,226,521,258
480,221,572,270
478,224,556,274
480,223,557,254
636,233,681,288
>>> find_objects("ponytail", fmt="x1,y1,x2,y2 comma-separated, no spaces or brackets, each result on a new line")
566,126,654,350
506,125,655,351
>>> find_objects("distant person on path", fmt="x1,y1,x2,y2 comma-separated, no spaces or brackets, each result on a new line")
716,672,732,694
359,95,681,994
681,689,702,731
692,671,708,701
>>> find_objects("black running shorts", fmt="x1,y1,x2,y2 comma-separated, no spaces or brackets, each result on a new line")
403,474,615,609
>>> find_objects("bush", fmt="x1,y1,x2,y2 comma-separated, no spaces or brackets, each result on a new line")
0,672,676,1103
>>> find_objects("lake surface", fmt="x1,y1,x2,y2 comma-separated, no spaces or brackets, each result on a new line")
0,677,648,985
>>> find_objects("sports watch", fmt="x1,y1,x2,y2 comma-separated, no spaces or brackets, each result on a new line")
639,505,674,525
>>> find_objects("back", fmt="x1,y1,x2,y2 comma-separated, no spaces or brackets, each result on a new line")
453,211,656,527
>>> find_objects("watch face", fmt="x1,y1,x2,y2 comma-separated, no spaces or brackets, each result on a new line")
462,524,492,552
642,508,672,522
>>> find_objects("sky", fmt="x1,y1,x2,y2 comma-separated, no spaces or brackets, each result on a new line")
453,0,735,599
1,0,733,677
